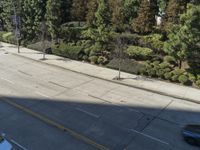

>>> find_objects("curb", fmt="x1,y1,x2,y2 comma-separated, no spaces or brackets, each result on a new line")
6,49,200,105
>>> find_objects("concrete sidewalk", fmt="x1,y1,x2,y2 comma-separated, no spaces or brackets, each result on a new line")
1,42,200,103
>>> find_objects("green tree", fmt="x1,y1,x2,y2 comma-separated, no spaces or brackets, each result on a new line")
71,0,88,25
0,0,13,31
157,0,168,15
22,0,44,42
95,0,111,28
46,0,62,42
109,0,124,25
164,4,200,69
60,0,72,23
123,0,140,24
132,0,158,34
86,0,98,26
162,0,190,31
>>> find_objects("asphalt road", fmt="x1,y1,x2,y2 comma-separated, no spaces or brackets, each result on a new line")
0,50,200,150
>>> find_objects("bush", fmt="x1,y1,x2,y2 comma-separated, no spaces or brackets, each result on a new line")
188,73,196,83
164,72,173,80
126,46,153,60
0,31,7,41
196,80,200,87
178,75,189,85
89,56,98,64
52,42,84,60
156,69,165,79
197,75,200,80
159,62,170,69
172,69,185,76
164,55,176,64
147,68,157,77
107,59,146,75
0,32,16,44
172,75,179,82
138,34,165,53
151,61,160,67
82,55,88,61
97,56,108,65
27,41,52,54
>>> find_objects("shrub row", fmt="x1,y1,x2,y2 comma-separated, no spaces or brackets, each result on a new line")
107,58,145,75
0,31,16,44
27,41,52,54
137,34,165,53
52,42,84,60
139,61,200,86
126,45,153,60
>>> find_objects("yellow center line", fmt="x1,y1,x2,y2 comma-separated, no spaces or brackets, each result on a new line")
2,97,110,150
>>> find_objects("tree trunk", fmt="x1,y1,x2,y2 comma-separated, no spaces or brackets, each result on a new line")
179,60,182,69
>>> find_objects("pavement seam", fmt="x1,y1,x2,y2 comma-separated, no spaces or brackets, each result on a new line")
1,97,110,150
8,52,200,105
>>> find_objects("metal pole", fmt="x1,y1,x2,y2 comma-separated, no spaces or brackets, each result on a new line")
41,21,46,60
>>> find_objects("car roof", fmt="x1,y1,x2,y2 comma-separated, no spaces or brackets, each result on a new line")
184,125,200,134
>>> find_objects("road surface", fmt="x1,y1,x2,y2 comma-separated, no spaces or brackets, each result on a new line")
0,50,199,150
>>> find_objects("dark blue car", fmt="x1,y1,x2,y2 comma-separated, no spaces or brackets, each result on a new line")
182,124,200,146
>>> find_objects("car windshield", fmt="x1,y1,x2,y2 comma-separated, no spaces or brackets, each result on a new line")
0,136,4,143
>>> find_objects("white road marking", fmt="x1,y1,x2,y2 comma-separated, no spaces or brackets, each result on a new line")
76,107,99,118
35,91,50,98
131,129,170,145
10,139,28,150
0,77,14,84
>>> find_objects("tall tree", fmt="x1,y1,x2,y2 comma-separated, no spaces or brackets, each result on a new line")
71,0,88,24
60,0,72,23
132,0,158,34
164,4,200,69
109,0,124,25
95,0,111,28
22,0,45,42
123,0,140,24
0,0,13,31
162,0,190,31
86,0,98,26
46,0,62,42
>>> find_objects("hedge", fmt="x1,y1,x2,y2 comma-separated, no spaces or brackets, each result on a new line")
0,32,16,44
27,41,52,54
126,45,153,60
107,58,145,75
52,42,84,60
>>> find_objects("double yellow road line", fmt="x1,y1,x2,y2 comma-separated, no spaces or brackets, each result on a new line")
2,98,110,150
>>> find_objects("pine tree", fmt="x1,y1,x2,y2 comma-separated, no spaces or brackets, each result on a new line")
0,0,13,31
162,0,190,31
71,0,88,24
22,0,44,41
60,0,72,23
109,0,124,25
164,4,200,69
123,0,140,24
95,0,111,29
132,0,158,34
46,0,62,42
86,0,98,26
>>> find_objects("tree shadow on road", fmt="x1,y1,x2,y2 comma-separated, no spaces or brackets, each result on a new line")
0,96,199,150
